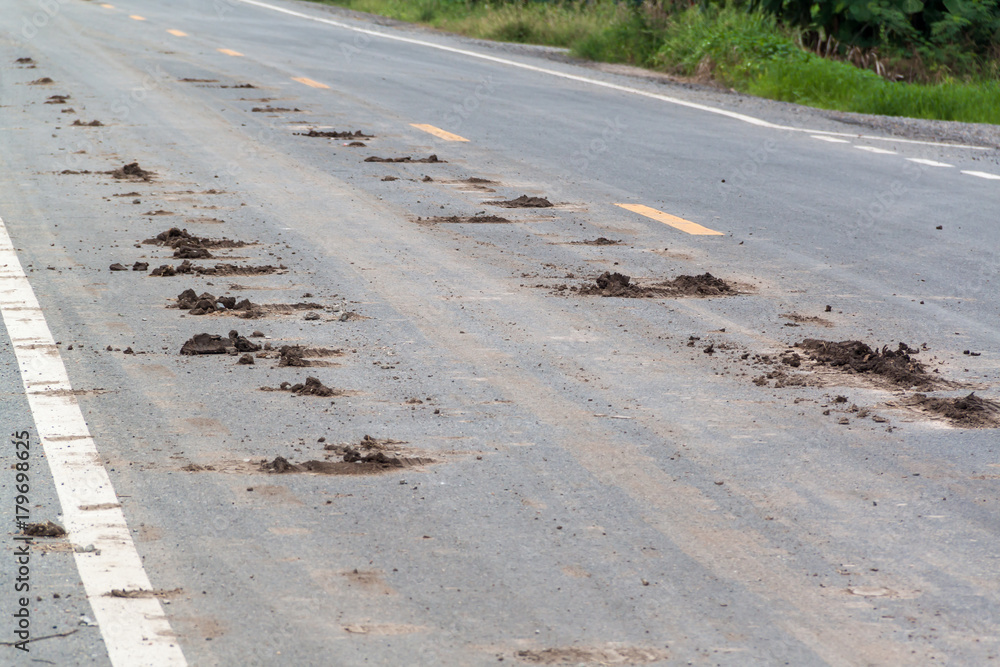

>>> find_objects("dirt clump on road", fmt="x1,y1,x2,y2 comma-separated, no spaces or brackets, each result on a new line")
180,330,261,355
175,289,257,315
902,392,1000,427
23,521,67,537
251,106,301,112
576,271,736,298
422,214,511,224
365,155,445,163
29,77,54,85
109,162,154,181
795,339,935,389
573,237,621,246
261,442,433,475
144,228,246,249
15,57,34,64
71,119,103,127
260,376,343,397
781,313,833,327
151,261,282,277
109,263,128,271
179,78,217,83
44,94,69,104
487,195,553,208
295,129,372,138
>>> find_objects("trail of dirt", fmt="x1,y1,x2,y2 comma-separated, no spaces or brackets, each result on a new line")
487,195,553,208
574,272,737,298
109,162,154,181
179,330,261,355
150,261,283,276
71,120,103,127
781,313,833,327
45,94,69,104
144,228,247,249
901,392,1000,427
365,155,444,163
259,377,344,397
420,215,511,224
795,339,936,389
251,106,301,112
572,237,621,246
294,129,372,138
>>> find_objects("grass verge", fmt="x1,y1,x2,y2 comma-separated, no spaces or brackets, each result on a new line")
311,0,1000,125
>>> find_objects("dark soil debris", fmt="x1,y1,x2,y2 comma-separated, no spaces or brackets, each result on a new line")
251,106,301,112
576,272,736,298
144,227,246,249
487,195,553,208
109,162,154,181
180,330,260,355
365,154,444,163
70,119,103,127
903,392,1000,428
294,129,372,138
796,339,934,389
260,376,342,397
422,215,511,224
23,521,66,537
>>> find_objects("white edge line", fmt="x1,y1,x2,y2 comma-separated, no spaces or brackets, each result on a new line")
907,158,954,168
233,0,991,151
0,217,187,667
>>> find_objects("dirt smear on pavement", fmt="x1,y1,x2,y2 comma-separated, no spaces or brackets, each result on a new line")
514,647,670,665
71,119,104,127
108,162,154,181
898,392,1000,427
144,227,247,250
781,313,833,327
261,435,435,475
365,155,445,163
179,330,261,355
150,261,283,276
276,345,343,367
259,377,346,397
574,272,737,298
295,129,372,138
251,106,301,112
571,237,621,246
795,339,939,390
487,195,553,208
420,215,511,224
108,588,183,599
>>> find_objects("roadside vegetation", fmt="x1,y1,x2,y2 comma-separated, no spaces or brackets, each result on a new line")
313,0,1000,125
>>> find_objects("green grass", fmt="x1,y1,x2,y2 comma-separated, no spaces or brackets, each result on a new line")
311,0,1000,125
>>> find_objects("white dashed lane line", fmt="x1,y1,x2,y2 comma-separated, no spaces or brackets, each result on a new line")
807,136,998,182
907,158,954,168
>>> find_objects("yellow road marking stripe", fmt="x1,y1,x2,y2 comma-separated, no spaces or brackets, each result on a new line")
292,77,329,89
410,123,469,142
167,29,187,37
218,48,244,56
100,3,114,8
615,203,723,236
129,15,146,21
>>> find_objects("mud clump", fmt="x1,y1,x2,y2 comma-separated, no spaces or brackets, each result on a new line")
133,262,148,271
365,155,444,163
109,263,128,271
422,215,511,224
180,330,261,355
178,78,217,83
15,57,34,64
150,261,282,277
29,77,54,85
904,392,1000,427
278,345,311,367
295,129,372,138
577,272,736,298
260,440,433,475
574,237,621,246
175,246,212,259
176,289,257,315
487,195,553,208
251,106,301,112
144,227,246,250
781,313,833,327
70,119,103,127
44,95,69,104
109,162,154,181
260,376,342,397
796,339,933,389
23,521,66,537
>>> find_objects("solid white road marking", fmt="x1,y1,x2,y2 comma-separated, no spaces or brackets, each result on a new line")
961,170,1000,180
854,146,896,154
811,135,850,143
907,158,954,168
231,0,987,151
0,216,187,667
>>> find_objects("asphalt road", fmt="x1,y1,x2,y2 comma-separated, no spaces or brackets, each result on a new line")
2,0,1000,665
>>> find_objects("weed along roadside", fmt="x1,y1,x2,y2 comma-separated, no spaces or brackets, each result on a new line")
314,0,1000,124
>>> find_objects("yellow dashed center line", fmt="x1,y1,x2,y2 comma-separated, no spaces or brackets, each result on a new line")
615,203,723,236
100,3,114,8
218,48,244,57
167,29,187,37
129,14,146,21
411,123,469,142
292,77,329,89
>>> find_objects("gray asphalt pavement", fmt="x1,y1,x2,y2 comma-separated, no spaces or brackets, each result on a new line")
2,0,1000,665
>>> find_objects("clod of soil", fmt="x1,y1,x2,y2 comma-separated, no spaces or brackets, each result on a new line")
796,339,933,389
465,177,496,184
71,119,103,127
178,78,217,82
44,95,69,104
238,354,254,365
365,155,444,163
132,262,148,271
487,195,553,208
15,57,34,64
573,237,621,246
260,447,433,475
221,83,256,88
174,246,212,259
294,129,372,138
150,261,282,277
23,521,66,537
260,376,342,397
577,272,736,298
109,162,154,181
28,77,54,85
144,227,246,249
902,392,1000,427
781,313,833,327
180,330,261,355
175,289,258,316
108,588,182,599
251,106,301,112
109,263,127,271
276,345,343,367
421,215,511,224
